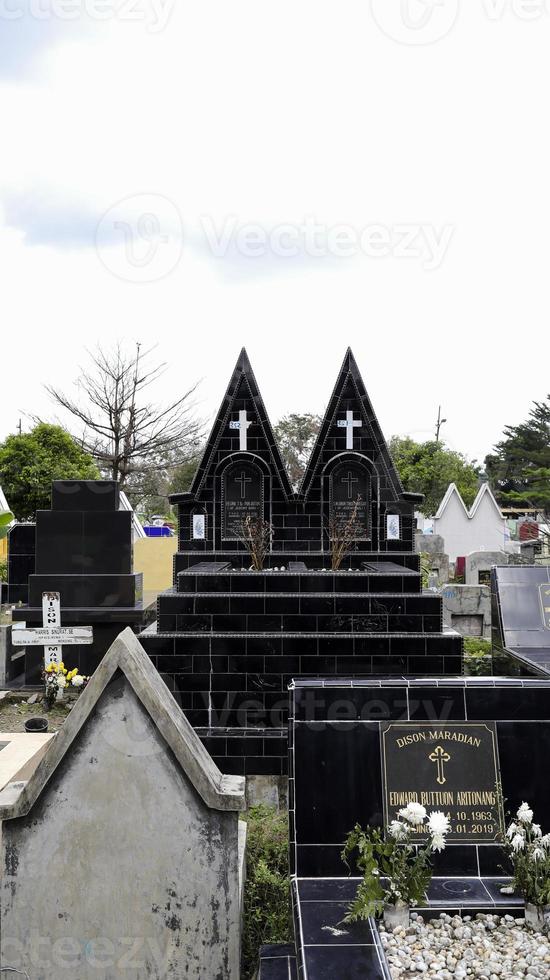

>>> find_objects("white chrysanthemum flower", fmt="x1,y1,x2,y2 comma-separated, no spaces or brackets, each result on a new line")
398,802,427,826
517,802,534,825
532,823,542,838
506,822,518,839
540,834,550,848
71,674,85,687
532,847,545,862
428,811,451,837
511,833,525,852
431,833,446,852
388,820,408,841
57,676,67,689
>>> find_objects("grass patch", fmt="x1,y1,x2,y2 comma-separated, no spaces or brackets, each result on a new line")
241,804,292,980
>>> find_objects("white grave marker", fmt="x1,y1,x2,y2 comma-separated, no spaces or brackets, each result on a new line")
12,592,93,667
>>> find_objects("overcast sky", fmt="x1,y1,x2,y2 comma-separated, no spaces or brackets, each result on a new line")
0,1,548,464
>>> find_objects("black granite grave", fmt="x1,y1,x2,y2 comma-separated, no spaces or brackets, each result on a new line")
492,564,550,676
280,675,550,978
7,523,36,605
10,481,154,683
140,349,463,776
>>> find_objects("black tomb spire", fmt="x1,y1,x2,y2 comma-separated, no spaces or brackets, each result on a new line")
171,348,294,556
299,348,421,552
188,347,292,499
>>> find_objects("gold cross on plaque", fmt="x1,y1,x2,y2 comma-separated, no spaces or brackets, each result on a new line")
429,745,451,785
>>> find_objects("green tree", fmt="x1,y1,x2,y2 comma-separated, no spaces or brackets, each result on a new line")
0,424,99,520
389,436,481,516
168,454,202,496
485,396,550,515
274,413,322,489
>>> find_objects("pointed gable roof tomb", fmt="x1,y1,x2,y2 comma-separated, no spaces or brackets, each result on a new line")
0,628,245,980
299,347,422,552
432,482,507,563
186,346,293,501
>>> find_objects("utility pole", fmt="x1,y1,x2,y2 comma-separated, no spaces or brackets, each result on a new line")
435,406,447,444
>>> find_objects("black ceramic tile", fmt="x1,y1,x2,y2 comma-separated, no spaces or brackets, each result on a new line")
426,878,491,906
302,945,384,979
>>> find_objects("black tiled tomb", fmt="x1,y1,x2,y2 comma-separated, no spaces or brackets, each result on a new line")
285,677,548,978
10,481,154,683
140,349,463,775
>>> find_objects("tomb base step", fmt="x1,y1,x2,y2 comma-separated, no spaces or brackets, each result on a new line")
175,569,423,595
258,945,297,979
174,551,422,574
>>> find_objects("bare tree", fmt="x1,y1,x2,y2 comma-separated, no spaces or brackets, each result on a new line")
45,343,202,496
238,516,273,571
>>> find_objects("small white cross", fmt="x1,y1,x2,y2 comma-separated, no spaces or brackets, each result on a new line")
229,410,252,451
337,410,362,449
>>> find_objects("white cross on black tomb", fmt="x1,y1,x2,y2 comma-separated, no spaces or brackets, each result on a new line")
337,410,362,449
229,410,252,450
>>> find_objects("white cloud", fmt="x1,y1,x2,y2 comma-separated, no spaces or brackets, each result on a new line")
0,1,549,461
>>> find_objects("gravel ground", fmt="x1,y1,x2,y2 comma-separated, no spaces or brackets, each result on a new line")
380,912,550,980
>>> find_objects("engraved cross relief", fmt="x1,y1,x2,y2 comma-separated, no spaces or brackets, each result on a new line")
341,471,359,499
429,745,451,785
337,410,362,449
229,410,252,450
234,471,252,499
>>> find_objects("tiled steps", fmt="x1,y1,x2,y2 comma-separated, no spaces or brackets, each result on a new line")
176,571,423,595
156,588,443,634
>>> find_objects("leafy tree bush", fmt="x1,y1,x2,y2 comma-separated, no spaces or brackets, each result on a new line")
242,805,292,980
485,395,550,515
274,414,322,489
0,424,99,520
389,436,481,516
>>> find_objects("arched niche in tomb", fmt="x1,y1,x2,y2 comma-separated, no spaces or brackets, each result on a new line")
218,455,269,545
322,454,379,549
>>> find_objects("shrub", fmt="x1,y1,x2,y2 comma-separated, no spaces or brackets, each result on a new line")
241,805,292,979
464,637,492,658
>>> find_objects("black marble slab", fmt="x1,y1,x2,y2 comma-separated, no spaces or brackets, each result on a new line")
52,480,120,512
28,573,143,608
35,510,132,575
492,565,550,676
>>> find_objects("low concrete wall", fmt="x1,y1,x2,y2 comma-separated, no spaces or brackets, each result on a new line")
415,533,450,587
440,584,491,639
134,536,178,593
0,625,10,688
465,551,508,585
